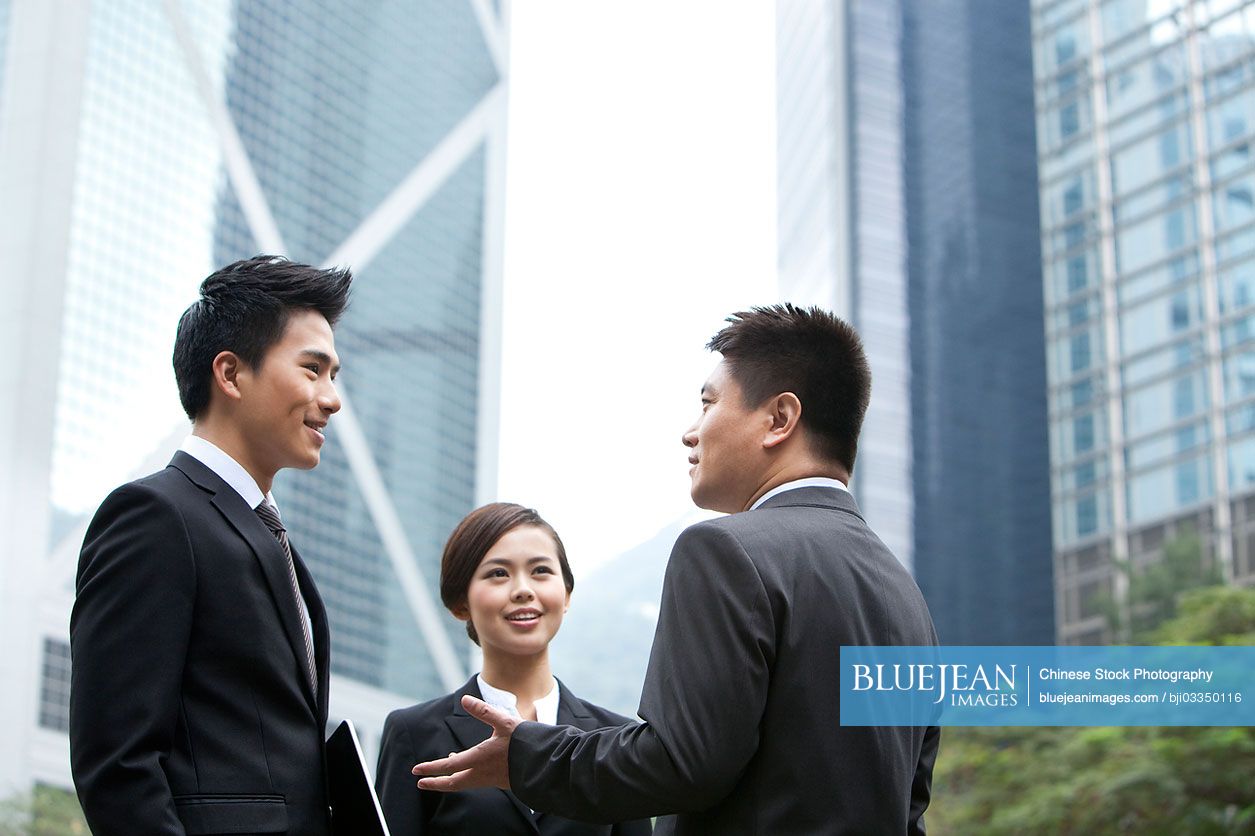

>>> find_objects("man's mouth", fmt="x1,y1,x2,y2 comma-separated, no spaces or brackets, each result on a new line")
305,420,327,442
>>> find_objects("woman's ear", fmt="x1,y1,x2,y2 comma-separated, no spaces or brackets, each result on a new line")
450,603,471,623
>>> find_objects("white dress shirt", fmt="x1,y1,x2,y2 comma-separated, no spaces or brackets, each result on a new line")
476,674,561,726
750,476,850,511
179,435,315,654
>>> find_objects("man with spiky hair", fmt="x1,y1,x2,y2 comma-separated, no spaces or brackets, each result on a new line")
414,305,941,835
70,255,351,836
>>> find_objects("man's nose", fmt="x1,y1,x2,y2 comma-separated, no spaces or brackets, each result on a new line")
321,381,342,414
682,421,698,449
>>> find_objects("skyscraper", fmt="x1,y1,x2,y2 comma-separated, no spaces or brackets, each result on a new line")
777,0,915,573
776,0,1055,644
0,0,506,797
1031,0,1255,643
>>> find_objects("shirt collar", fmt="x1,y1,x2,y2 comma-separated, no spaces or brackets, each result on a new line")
180,435,277,512
750,476,849,511
476,674,561,726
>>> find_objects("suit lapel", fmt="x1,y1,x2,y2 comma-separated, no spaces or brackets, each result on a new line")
172,452,320,715
446,677,540,834
555,678,595,726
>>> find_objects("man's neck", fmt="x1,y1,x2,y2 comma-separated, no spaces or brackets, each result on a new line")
191,423,275,494
741,461,848,513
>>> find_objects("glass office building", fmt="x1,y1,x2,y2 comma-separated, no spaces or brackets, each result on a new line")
777,0,916,572
1032,0,1255,642
776,0,1055,644
0,0,505,796
904,0,1056,645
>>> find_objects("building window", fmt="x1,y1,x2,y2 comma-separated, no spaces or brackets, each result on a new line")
39,638,71,732
1071,331,1092,372
1075,413,1095,453
1077,494,1098,536
1060,101,1080,138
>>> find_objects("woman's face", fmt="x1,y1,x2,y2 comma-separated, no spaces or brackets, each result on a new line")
457,525,570,659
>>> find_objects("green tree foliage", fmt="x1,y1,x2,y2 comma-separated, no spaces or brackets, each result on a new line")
0,786,88,836
928,583,1255,835
1101,528,1224,642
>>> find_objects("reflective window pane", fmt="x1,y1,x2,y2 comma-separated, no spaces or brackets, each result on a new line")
1124,370,1210,438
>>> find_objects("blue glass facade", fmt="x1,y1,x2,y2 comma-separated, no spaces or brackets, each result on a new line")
776,0,1055,644
2,0,503,794
207,0,497,696
904,0,1056,645
1033,0,1255,642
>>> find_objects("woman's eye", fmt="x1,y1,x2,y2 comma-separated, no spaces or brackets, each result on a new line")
534,566,554,575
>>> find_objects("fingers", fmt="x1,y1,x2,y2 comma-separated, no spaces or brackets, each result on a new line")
463,694,497,722
412,752,463,777
461,694,518,732
416,768,475,792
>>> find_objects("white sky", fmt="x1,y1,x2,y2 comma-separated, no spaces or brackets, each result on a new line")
496,2,779,574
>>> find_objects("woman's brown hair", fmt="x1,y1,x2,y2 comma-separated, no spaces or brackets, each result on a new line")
439,502,575,645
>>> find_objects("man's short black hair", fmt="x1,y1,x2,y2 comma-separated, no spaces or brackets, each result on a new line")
173,255,352,420
707,303,871,474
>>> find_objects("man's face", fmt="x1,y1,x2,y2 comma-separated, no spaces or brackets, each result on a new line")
682,360,770,514
236,309,341,476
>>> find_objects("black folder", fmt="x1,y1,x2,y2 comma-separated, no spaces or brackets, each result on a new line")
326,719,391,836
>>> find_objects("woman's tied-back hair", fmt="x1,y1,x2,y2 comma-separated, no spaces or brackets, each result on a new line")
440,502,575,645
172,255,353,420
707,303,871,474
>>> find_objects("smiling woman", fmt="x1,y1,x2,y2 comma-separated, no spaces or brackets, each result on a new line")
373,503,653,835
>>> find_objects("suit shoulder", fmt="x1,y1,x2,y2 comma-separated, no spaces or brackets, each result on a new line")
383,692,460,734
95,466,195,512
580,700,638,728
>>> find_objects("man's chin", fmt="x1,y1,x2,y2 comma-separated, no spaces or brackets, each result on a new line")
292,450,321,470
690,486,732,514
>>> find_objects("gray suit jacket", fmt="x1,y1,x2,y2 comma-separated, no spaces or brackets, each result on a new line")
508,486,940,835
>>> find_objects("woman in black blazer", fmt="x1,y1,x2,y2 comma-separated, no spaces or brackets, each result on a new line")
376,503,651,835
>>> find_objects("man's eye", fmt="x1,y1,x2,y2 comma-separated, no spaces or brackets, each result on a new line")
305,364,320,374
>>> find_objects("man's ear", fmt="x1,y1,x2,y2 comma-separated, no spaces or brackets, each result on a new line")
210,351,245,403
763,392,802,449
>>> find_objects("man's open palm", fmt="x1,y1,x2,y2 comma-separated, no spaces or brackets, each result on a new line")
412,695,519,791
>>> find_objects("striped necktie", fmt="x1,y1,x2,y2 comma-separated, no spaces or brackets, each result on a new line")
254,501,318,698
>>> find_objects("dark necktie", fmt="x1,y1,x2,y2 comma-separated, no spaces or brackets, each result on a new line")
254,501,318,698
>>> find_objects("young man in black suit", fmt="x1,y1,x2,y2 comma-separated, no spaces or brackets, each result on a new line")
414,305,942,835
69,255,351,836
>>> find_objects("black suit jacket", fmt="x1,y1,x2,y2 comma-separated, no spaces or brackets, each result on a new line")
70,451,333,835
508,487,941,835
377,675,652,835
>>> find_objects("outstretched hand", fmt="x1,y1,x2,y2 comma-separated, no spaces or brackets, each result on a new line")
411,695,519,791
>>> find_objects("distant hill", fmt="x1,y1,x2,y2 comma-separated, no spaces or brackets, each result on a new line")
549,513,711,718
